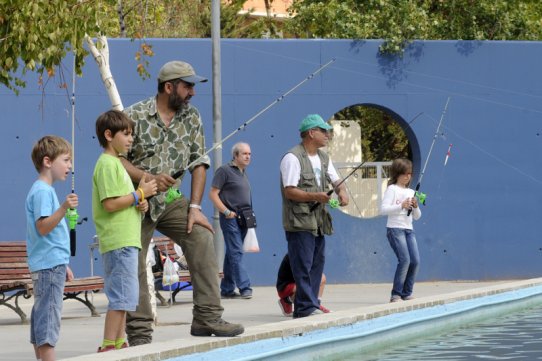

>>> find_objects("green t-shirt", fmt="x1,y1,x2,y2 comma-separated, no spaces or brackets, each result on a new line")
92,153,141,254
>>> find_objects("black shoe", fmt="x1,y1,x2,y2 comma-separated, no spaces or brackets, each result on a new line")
190,318,245,337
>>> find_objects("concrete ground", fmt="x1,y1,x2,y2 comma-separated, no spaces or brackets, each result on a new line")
0,279,531,361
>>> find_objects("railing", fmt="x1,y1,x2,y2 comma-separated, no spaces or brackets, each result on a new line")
333,161,392,218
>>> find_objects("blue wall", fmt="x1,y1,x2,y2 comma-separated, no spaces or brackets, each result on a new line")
2,39,541,284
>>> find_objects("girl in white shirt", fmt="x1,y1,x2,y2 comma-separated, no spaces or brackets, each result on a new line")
380,159,421,303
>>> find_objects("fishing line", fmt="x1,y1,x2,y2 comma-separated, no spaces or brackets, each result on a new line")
334,55,542,102
170,58,336,181
310,112,424,212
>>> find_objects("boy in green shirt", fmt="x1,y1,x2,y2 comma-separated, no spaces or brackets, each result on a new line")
92,110,157,352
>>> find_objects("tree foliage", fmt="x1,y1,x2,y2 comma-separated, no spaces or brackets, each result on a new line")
0,0,272,93
0,0,106,93
286,0,542,53
334,105,410,162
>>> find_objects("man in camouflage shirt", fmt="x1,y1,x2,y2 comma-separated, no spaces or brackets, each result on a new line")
121,61,244,345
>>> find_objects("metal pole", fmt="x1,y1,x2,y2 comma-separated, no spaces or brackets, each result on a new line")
211,0,224,271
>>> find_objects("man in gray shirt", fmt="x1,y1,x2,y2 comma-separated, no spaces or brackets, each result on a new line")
209,142,254,299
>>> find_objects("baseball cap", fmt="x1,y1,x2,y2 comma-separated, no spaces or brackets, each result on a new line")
299,114,333,132
157,61,208,84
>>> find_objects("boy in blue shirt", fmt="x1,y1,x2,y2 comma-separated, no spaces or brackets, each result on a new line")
25,135,79,361
92,110,157,352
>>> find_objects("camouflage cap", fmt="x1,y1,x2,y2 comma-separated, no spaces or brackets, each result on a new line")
157,61,208,84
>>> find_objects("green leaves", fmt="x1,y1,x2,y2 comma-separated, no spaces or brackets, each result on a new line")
0,0,103,92
286,0,542,53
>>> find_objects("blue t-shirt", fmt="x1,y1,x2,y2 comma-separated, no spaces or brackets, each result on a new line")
25,180,70,272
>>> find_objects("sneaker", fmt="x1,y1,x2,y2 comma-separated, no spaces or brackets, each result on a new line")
190,318,245,337
319,304,331,313
278,297,293,316
402,295,415,301
97,345,116,353
240,289,253,299
390,295,402,303
220,292,241,299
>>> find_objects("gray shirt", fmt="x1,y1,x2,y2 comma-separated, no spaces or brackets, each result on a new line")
211,161,251,211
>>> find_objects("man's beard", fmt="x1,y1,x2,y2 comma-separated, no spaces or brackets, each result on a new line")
168,91,189,112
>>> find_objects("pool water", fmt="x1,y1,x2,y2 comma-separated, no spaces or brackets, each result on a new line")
339,302,542,360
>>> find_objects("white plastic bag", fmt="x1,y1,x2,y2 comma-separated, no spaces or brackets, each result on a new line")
243,228,260,253
162,256,180,286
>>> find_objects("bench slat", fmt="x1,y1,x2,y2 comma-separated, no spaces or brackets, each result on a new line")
0,241,105,323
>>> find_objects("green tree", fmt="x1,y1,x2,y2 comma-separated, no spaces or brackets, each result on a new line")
334,105,410,162
286,0,542,53
0,0,106,93
0,0,275,93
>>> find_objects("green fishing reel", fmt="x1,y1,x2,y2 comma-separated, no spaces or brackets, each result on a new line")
66,208,79,230
328,199,340,209
165,188,182,204
415,191,427,205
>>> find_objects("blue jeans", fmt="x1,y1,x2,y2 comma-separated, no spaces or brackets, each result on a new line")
387,228,420,298
103,246,139,311
220,215,251,294
286,231,325,318
30,264,66,347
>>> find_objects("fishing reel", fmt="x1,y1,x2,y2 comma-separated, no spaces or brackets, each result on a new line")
328,199,340,209
66,208,79,230
415,191,427,205
165,188,182,204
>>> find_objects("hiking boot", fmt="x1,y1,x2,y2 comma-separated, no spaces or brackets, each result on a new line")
97,345,116,353
221,292,241,299
390,295,402,303
319,304,331,313
278,297,293,316
127,338,151,347
190,318,245,337
240,289,253,299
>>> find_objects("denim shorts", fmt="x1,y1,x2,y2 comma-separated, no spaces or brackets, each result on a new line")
30,264,67,347
103,246,139,311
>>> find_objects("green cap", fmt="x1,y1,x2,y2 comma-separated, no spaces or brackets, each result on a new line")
158,61,208,83
299,114,332,132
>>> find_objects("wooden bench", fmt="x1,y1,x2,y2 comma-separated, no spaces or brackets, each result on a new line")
0,241,104,324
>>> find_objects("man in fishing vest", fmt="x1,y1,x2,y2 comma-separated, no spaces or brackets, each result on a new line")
279,114,349,318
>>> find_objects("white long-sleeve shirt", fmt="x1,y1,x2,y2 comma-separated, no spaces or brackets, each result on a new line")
380,184,421,229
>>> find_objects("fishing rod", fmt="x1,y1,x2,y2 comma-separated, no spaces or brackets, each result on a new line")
165,58,337,203
65,56,88,256
407,97,451,216
310,112,424,212
66,56,79,256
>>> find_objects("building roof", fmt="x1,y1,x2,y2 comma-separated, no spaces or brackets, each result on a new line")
239,0,294,18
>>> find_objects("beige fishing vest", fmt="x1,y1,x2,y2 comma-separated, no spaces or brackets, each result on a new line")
281,144,333,236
